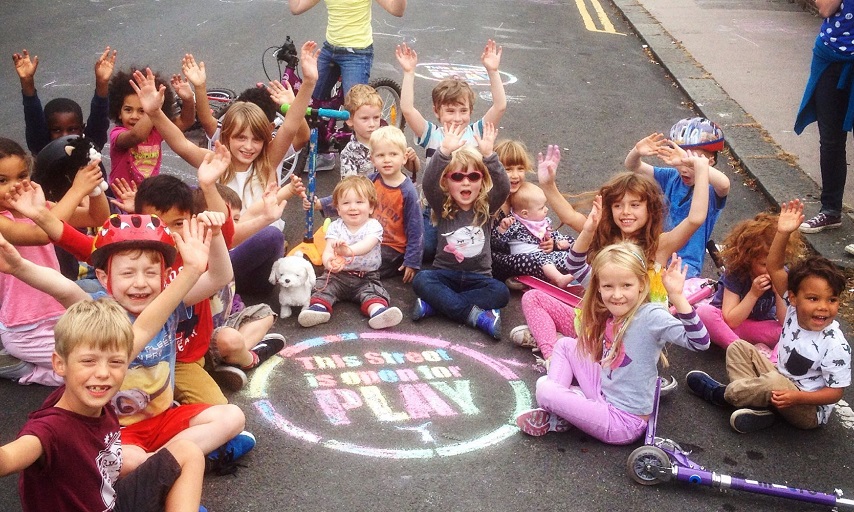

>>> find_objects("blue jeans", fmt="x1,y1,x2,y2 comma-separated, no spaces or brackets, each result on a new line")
412,269,510,324
815,61,852,217
314,41,373,103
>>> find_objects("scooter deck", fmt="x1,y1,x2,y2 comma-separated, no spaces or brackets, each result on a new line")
515,276,583,308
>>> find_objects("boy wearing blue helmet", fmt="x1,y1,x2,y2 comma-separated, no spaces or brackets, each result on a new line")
625,117,730,277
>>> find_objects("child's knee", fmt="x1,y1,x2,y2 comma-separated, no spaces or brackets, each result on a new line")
213,404,246,436
165,438,205,469
214,327,244,356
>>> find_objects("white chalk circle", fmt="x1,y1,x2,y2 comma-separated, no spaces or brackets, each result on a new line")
248,331,533,459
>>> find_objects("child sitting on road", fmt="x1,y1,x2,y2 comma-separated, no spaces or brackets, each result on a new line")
396,40,506,263
411,123,510,340
12,47,115,154
339,84,420,179
298,175,404,329
695,212,805,358
310,126,423,282
494,181,574,288
0,298,205,512
625,117,730,277
687,200,850,434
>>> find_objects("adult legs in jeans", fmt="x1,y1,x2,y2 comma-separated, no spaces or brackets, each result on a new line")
314,43,373,102
535,337,647,445
521,290,578,359
814,61,850,217
230,226,285,296
412,269,510,324
696,303,782,349
724,340,818,429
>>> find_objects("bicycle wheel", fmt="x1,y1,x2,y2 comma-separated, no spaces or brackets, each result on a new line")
207,88,238,119
369,77,406,131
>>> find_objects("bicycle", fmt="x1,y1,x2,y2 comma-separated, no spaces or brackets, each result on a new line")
263,36,405,173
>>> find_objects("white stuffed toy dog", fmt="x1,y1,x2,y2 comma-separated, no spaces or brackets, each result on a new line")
268,251,316,318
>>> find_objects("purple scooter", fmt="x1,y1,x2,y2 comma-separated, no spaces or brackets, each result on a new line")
627,378,854,509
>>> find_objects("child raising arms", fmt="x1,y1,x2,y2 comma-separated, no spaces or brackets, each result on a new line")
695,212,805,354
411,122,510,339
516,242,709,444
687,200,850,434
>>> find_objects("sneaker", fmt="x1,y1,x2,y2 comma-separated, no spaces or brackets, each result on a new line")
315,152,336,171
685,370,728,407
368,306,403,329
659,375,679,397
206,430,256,476
505,277,526,291
247,333,286,368
799,212,841,234
211,365,248,392
411,298,435,321
730,409,776,434
0,349,34,381
475,309,502,340
515,408,571,436
509,325,537,349
845,243,854,256
298,305,331,327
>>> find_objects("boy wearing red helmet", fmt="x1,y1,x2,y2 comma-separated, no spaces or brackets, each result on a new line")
625,117,731,277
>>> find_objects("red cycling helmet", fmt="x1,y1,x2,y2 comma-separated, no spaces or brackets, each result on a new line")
669,117,725,152
90,214,177,270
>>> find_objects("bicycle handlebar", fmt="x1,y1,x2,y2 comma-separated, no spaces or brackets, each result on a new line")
280,104,350,121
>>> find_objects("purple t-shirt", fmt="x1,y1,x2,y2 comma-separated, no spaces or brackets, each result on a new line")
18,386,123,511
108,126,163,186
709,272,777,321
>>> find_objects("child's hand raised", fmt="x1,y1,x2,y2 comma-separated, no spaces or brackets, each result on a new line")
7,180,47,220
635,133,667,157
248,181,287,222
196,210,226,238
537,145,561,186
197,141,231,187
181,54,206,87
12,49,38,80
285,174,305,198
683,149,710,172
662,253,688,298
173,216,212,276
778,199,804,234
130,68,165,114
0,233,24,275
170,74,193,103
481,39,503,72
109,178,137,213
266,80,296,106
69,159,104,197
300,41,320,84
656,140,688,167
581,195,602,235
395,43,418,73
94,46,117,86
474,122,497,156
439,123,466,156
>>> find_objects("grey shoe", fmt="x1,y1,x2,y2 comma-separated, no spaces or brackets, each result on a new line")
315,152,336,171
730,408,776,433
0,349,34,381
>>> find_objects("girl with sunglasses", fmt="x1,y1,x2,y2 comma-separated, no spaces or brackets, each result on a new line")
411,122,510,340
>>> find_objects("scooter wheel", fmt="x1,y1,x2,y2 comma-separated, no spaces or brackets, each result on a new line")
627,445,670,486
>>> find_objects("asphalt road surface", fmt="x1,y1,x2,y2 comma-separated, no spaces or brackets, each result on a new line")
0,1,852,511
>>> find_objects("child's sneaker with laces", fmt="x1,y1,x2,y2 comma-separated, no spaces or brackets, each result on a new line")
247,333,286,369
298,304,331,327
509,325,537,349
411,298,435,321
799,212,841,233
206,430,256,475
211,365,248,392
685,370,728,407
730,409,776,433
515,408,571,436
475,309,502,340
368,306,403,329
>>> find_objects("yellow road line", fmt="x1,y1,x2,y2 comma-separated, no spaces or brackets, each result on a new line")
574,0,626,35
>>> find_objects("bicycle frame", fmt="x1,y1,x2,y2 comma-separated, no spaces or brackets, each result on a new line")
281,104,350,265
628,378,854,509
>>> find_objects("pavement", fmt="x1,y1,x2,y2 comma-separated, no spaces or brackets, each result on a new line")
612,0,854,268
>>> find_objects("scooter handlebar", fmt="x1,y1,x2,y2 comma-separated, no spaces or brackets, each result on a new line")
280,104,350,121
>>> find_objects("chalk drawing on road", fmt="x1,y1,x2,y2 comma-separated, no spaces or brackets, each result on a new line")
249,331,533,459
479,91,526,104
574,0,626,36
415,64,517,86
